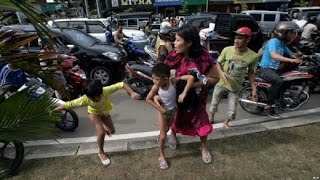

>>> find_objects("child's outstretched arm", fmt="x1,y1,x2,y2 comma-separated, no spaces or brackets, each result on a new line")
53,104,66,112
177,75,195,103
146,85,165,113
123,82,141,100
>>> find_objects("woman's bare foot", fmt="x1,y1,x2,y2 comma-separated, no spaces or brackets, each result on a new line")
223,119,230,129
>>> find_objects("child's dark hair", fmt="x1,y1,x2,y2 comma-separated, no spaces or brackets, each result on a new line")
84,79,103,99
152,63,170,78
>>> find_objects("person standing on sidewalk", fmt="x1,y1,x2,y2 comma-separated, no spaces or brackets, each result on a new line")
146,63,195,170
54,80,140,166
163,25,220,164
208,27,258,128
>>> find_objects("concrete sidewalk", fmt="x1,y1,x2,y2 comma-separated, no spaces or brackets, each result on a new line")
23,107,320,160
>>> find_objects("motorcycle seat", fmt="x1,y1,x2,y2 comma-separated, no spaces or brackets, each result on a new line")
128,62,152,76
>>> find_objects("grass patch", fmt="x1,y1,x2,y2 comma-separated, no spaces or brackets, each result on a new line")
8,124,320,180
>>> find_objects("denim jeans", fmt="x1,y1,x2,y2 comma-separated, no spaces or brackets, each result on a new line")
209,85,239,120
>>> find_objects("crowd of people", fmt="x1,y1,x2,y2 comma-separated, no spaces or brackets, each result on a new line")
0,13,314,170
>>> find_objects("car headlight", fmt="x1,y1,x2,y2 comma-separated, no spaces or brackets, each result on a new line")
102,52,119,61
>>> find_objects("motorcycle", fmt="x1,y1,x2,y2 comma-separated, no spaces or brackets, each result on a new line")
59,56,86,100
0,78,79,177
122,37,148,63
298,54,320,93
238,68,314,115
125,60,154,99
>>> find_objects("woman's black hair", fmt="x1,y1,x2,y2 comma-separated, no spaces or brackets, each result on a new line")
175,24,203,59
84,79,103,99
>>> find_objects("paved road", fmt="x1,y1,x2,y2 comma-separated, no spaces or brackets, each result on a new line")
57,91,320,138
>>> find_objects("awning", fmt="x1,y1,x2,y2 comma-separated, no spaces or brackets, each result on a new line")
154,0,182,6
184,0,207,5
41,3,64,14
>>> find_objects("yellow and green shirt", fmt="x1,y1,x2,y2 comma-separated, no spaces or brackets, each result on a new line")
64,82,124,115
217,46,258,92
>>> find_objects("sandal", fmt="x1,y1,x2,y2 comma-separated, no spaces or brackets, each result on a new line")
98,153,111,166
202,151,212,164
167,137,179,150
158,158,169,170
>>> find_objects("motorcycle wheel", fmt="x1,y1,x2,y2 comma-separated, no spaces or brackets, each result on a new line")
56,109,79,132
125,77,150,99
0,141,24,177
239,86,267,114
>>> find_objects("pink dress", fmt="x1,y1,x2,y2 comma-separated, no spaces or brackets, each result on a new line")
164,49,215,137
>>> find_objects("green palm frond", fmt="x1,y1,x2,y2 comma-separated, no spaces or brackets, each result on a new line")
0,88,61,141
0,0,69,141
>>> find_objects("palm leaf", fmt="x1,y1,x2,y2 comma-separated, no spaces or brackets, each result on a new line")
0,88,61,141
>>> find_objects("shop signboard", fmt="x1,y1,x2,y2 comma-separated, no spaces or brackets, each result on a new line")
155,0,182,6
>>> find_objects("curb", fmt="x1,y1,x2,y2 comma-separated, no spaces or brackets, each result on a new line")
24,107,320,160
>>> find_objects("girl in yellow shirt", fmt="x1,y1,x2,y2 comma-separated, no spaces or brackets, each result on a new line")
54,80,140,165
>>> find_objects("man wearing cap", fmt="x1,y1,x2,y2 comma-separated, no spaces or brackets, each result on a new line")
209,27,258,128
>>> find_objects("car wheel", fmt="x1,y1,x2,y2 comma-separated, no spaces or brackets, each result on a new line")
90,66,112,86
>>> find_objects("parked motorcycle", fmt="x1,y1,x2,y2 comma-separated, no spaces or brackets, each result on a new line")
0,78,78,177
125,61,154,99
59,56,86,100
238,68,314,114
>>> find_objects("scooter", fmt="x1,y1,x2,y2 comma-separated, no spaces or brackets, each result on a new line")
125,61,154,99
0,78,78,177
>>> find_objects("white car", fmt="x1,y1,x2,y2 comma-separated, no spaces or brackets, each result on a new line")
48,18,148,50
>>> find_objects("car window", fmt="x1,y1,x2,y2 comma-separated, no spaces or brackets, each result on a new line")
64,29,97,46
87,21,105,33
69,21,87,32
264,14,276,22
280,14,290,21
128,19,138,28
250,14,262,21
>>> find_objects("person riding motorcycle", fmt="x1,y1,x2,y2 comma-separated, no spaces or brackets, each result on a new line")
0,63,26,93
302,16,320,40
259,22,302,118
155,26,174,62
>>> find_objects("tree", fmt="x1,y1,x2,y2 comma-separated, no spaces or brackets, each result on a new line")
0,0,62,142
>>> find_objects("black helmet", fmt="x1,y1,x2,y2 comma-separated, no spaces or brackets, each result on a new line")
159,26,175,41
308,16,317,24
275,22,300,41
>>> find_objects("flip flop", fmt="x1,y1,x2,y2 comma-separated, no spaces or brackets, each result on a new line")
158,158,169,170
202,151,212,164
98,153,111,166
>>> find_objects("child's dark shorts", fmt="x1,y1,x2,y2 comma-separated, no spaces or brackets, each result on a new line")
162,108,176,125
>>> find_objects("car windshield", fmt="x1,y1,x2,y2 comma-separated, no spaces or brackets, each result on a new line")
64,29,99,46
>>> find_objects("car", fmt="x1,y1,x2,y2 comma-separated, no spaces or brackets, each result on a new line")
1,24,128,86
49,18,148,50
287,6,320,20
241,10,290,35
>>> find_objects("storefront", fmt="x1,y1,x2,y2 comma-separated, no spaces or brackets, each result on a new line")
154,0,182,18
233,0,290,11
108,0,155,13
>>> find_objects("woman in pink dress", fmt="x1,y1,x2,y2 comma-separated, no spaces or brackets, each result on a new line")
164,25,220,163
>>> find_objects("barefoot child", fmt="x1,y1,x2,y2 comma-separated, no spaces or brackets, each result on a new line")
54,79,140,165
146,63,195,170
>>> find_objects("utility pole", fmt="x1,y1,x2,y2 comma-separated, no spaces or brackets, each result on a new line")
84,0,90,18
206,0,208,12
96,0,101,18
